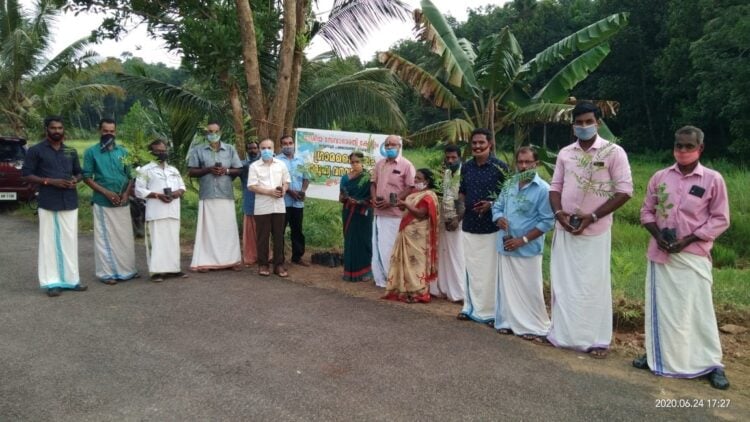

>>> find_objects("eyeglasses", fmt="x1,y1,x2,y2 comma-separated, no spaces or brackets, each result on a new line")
674,143,698,151
516,160,536,165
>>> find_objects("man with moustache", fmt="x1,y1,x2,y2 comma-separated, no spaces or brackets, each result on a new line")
187,122,243,272
634,126,730,390
430,143,465,302
135,139,187,282
277,135,310,266
22,116,87,297
83,118,138,284
457,128,508,323
547,102,633,358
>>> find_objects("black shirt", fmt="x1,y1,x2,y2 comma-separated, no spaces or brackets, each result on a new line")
22,140,81,211
459,155,508,234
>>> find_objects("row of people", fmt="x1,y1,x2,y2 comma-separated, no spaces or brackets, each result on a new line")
341,103,730,390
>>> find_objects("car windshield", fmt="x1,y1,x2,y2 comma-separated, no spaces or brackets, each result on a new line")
0,142,24,162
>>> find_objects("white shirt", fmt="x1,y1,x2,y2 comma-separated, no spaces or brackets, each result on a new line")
247,158,290,215
135,161,186,221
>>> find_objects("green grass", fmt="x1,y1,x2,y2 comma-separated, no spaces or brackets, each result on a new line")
11,140,749,309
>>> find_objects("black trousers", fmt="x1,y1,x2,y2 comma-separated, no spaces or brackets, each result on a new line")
285,207,305,262
255,213,285,267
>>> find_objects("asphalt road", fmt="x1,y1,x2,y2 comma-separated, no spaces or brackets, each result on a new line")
0,213,738,421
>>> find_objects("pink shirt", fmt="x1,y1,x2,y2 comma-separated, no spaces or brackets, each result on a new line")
371,156,415,218
640,163,730,264
550,136,633,235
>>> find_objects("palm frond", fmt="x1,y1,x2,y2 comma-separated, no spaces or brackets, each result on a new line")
414,0,478,89
533,44,611,103
475,27,525,98
319,0,411,57
505,102,573,125
408,118,475,145
378,51,462,109
116,72,222,117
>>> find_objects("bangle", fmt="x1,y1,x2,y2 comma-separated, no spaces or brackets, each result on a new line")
591,212,599,223
522,236,529,244
554,210,563,216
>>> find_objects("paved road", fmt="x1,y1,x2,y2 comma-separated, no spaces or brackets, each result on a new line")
0,214,737,420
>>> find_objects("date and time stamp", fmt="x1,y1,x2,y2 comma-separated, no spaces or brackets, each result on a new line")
654,398,732,409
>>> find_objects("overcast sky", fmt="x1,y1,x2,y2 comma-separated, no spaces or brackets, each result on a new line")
23,0,506,67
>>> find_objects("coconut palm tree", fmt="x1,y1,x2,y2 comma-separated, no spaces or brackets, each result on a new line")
0,0,123,137
378,0,628,150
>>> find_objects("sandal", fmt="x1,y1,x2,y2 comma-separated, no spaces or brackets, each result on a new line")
274,266,288,277
150,274,164,283
496,328,513,335
258,266,271,276
589,348,609,359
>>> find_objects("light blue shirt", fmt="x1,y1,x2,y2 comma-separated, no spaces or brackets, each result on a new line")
276,154,308,208
491,173,554,257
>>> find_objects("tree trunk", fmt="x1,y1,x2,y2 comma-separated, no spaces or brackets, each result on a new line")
283,0,308,134
227,78,246,159
266,0,297,147
235,0,268,139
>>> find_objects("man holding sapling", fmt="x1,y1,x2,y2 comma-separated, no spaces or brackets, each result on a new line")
491,147,554,341
634,125,731,390
547,102,633,358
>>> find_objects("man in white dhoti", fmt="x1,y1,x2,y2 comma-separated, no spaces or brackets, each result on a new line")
22,116,87,297
370,135,415,288
135,140,188,282
457,128,508,324
492,147,554,340
548,102,633,358
634,126,730,389
83,118,138,284
430,144,465,302
187,122,243,272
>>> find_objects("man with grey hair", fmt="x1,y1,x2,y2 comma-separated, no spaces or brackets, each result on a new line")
634,125,731,390
370,135,415,288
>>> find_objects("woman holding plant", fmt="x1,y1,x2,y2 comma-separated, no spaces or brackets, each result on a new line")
339,152,374,282
382,169,439,303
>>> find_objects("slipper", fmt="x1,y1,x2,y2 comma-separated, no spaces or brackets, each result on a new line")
258,267,271,276
150,275,164,283
100,278,117,285
196,268,209,273
274,266,289,277
456,313,471,321
589,348,609,359
520,334,536,341
496,328,513,335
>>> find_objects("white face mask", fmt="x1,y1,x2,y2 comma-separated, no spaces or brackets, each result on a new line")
414,182,427,191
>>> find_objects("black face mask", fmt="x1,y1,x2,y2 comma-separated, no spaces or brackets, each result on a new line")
47,132,63,142
447,162,460,173
100,134,115,150
152,151,169,162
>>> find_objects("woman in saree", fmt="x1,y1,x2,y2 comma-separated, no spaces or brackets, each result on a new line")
339,152,374,281
382,168,439,303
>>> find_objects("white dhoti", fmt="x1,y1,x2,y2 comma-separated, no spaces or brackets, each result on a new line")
645,253,723,377
460,232,498,322
146,218,182,274
372,215,400,288
38,209,80,289
495,254,550,336
190,199,241,270
93,204,137,281
431,225,465,301
548,229,612,351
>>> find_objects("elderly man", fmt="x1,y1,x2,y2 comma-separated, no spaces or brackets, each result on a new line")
492,147,554,340
634,126,730,390
83,118,138,284
187,122,243,272
22,116,87,297
370,135,416,288
248,139,291,277
277,135,310,266
548,102,633,358
430,143,465,302
135,140,187,282
457,128,508,323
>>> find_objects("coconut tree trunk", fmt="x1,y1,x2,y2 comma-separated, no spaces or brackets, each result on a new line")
283,0,308,134
266,0,297,146
227,77,246,159
235,0,268,139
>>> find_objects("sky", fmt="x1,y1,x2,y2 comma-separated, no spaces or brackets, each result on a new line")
23,0,506,67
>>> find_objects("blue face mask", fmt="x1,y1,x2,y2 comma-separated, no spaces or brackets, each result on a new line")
281,146,294,156
385,148,398,159
573,124,597,141
206,133,220,143
261,149,274,160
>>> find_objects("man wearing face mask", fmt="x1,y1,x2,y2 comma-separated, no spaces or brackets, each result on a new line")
247,139,291,277
277,135,310,266
187,121,243,273
83,118,139,284
548,102,633,359
22,116,87,297
239,141,261,266
430,144,465,302
370,135,416,288
135,140,187,282
634,126,730,390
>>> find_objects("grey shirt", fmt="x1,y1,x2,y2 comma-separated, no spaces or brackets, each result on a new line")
187,142,243,200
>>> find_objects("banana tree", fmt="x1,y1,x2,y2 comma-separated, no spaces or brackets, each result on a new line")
378,0,629,151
